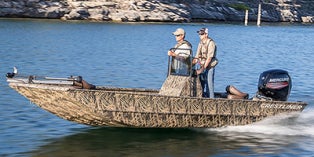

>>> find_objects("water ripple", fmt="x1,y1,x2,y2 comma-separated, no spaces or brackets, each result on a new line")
0,19,313,156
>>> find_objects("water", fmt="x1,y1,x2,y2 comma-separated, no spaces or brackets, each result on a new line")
0,18,313,156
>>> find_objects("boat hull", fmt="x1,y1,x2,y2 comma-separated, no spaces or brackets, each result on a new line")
8,82,307,128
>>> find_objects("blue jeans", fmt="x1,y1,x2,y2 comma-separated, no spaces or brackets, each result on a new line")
199,68,215,98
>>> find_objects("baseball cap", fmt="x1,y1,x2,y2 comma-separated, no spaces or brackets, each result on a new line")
197,28,208,35
173,28,185,36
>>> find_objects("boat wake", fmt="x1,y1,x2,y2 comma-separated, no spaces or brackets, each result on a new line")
205,106,314,137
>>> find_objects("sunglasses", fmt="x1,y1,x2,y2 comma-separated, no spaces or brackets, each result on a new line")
198,32,205,35
175,34,182,37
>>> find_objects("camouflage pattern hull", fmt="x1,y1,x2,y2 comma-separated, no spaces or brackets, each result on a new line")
7,81,307,128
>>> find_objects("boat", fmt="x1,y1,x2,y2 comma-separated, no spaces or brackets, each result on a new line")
5,57,307,128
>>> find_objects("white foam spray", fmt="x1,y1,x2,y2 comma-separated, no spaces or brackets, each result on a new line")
206,106,314,137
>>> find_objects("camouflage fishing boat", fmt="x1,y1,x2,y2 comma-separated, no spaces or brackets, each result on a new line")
6,58,307,128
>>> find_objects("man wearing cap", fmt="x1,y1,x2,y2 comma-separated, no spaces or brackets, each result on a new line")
168,28,192,75
194,28,217,98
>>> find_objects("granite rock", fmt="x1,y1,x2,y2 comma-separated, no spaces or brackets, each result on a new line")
0,0,313,23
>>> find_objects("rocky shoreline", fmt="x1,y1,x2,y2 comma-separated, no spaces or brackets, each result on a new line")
0,0,313,23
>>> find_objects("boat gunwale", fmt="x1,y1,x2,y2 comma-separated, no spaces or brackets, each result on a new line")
8,81,308,106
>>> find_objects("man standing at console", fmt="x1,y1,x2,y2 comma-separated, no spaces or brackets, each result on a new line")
168,28,192,75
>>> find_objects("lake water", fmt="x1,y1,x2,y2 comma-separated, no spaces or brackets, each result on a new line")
0,18,313,156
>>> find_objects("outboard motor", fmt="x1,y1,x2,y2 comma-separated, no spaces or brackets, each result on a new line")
257,69,291,101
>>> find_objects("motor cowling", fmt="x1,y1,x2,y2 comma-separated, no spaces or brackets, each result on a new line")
257,69,291,101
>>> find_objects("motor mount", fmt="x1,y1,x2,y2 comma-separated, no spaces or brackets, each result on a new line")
257,69,292,101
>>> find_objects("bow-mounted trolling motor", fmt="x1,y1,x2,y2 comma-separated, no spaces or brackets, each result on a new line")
6,67,95,89
6,67,18,78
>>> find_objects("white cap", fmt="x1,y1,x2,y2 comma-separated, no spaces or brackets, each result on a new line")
173,28,185,36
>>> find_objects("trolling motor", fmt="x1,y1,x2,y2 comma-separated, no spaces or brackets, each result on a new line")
6,67,18,78
6,67,95,89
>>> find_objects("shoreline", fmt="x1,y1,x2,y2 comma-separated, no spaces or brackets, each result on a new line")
1,17,313,26
1,0,313,23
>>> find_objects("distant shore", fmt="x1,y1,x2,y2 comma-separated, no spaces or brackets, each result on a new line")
0,0,313,23
2,17,314,26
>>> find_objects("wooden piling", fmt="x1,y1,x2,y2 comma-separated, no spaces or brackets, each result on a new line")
245,10,248,26
257,2,261,26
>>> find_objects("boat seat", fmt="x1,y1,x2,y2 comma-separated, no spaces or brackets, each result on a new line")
226,85,249,99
